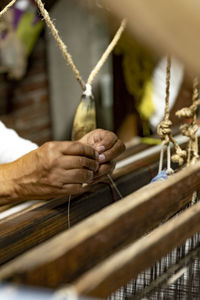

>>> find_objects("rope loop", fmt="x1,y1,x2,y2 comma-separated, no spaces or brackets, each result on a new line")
157,119,172,145
180,123,198,139
171,148,186,165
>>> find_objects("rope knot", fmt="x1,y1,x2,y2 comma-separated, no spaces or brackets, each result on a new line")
176,100,200,119
176,107,194,119
171,148,186,165
180,123,198,139
157,119,172,144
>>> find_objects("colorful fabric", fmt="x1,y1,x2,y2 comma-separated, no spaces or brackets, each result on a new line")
0,0,43,79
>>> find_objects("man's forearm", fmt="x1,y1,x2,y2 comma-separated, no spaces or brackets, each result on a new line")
0,163,20,206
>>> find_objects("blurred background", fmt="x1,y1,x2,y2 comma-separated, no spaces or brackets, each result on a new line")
0,0,195,146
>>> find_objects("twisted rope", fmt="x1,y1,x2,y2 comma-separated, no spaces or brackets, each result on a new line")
87,19,127,85
157,57,171,146
0,0,17,18
176,77,200,166
34,0,126,91
34,0,86,90
157,56,186,174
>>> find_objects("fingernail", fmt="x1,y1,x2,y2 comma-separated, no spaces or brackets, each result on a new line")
96,145,105,152
99,154,105,162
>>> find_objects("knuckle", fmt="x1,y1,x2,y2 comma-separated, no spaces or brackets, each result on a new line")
79,156,86,167
42,141,58,168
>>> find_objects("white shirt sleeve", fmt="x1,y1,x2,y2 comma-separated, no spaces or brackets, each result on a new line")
0,121,38,164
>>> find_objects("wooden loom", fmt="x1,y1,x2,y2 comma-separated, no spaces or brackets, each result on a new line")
0,135,200,298
1,1,200,299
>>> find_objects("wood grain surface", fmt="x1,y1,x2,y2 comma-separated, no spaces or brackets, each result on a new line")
0,162,199,289
72,201,200,297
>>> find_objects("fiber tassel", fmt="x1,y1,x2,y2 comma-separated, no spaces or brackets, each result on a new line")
72,84,96,140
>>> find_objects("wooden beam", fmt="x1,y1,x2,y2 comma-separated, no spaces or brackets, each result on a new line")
0,153,156,266
0,162,200,288
71,201,200,298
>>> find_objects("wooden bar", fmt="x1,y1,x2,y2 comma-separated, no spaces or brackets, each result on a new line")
71,201,200,298
0,146,159,266
0,162,200,288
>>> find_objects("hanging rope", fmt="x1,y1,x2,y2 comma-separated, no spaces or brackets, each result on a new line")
34,0,86,90
0,0,17,18
1,0,124,211
87,19,127,85
34,0,126,91
157,56,186,174
176,77,200,166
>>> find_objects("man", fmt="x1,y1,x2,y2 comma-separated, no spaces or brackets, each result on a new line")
0,122,125,206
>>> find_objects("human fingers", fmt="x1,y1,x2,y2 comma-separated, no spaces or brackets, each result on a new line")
44,141,98,160
59,155,99,172
98,139,125,163
62,141,98,159
94,130,118,153
80,129,118,152
62,169,94,184
94,161,116,178
61,183,84,195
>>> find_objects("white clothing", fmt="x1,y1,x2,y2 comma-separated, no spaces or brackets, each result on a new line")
0,121,38,164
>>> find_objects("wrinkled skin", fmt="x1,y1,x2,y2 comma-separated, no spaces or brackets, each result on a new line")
0,129,125,205
80,129,125,183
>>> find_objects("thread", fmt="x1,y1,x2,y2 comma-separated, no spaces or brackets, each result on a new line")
107,174,123,199
0,0,17,18
67,195,71,229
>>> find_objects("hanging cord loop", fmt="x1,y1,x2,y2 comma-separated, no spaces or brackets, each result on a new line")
34,0,126,92
176,77,200,166
87,19,127,86
157,56,173,175
157,56,186,174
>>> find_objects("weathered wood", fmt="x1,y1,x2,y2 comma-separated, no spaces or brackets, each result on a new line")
0,162,200,288
71,201,200,298
0,154,156,266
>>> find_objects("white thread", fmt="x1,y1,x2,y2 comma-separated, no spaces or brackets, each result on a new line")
158,144,165,174
107,174,123,199
166,145,174,174
67,195,71,229
83,83,92,97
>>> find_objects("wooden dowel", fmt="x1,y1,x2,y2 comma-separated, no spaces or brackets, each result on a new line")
0,162,200,288
71,201,200,297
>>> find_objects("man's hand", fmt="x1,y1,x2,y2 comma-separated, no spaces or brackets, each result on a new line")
80,129,125,183
0,141,99,205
